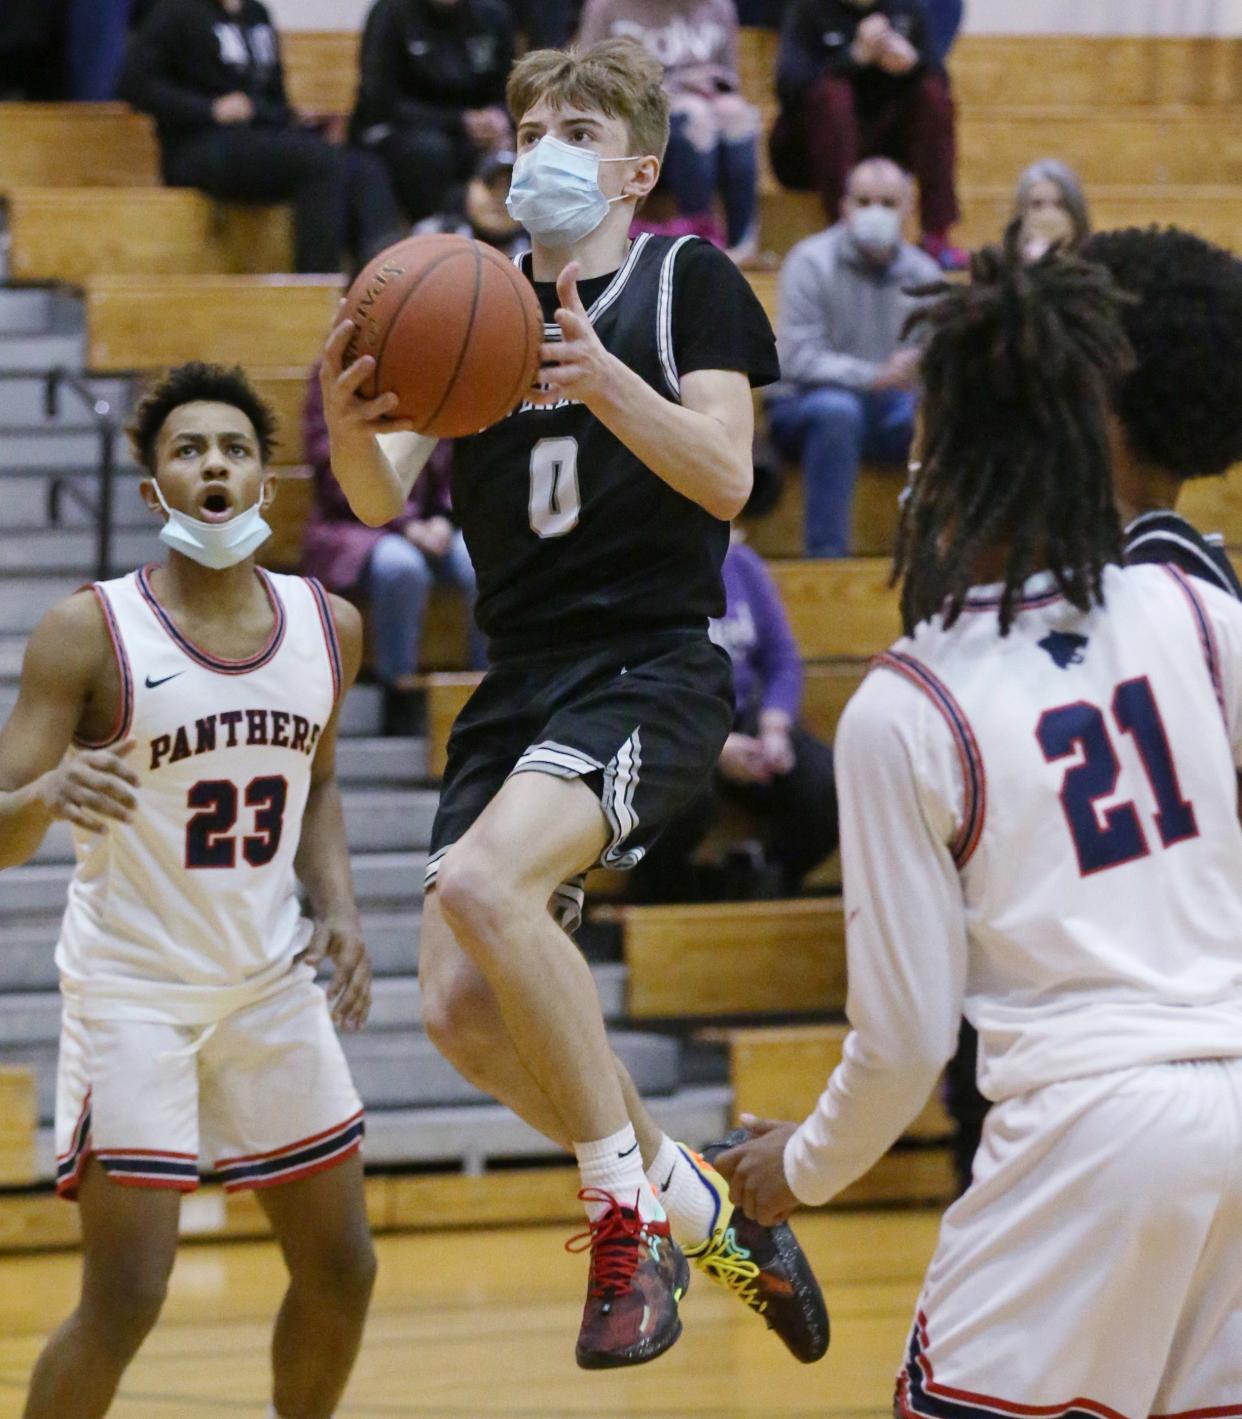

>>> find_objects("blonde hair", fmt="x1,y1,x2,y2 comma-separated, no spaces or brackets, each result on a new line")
506,38,670,161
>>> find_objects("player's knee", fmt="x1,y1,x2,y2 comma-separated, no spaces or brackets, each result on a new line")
83,1257,171,1356
803,386,865,435
294,1231,377,1314
434,847,512,945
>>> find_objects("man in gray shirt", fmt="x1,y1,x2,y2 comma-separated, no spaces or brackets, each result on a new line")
767,157,941,557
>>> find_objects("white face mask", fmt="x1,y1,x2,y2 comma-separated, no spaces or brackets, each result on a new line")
151,481,272,570
506,136,640,247
848,203,903,257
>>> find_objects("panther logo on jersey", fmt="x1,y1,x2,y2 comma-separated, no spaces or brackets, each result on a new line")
1038,631,1089,669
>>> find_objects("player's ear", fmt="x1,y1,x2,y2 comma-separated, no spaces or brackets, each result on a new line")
140,477,166,519
623,155,660,203
259,473,278,512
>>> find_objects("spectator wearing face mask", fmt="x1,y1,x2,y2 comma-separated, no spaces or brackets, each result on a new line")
350,0,515,225
576,0,762,264
412,149,530,259
1012,158,1091,262
765,158,940,558
769,0,964,269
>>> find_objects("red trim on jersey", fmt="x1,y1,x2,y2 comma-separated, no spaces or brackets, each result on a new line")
900,1311,1129,1419
136,563,287,674
875,653,987,868
305,577,342,702
73,585,134,749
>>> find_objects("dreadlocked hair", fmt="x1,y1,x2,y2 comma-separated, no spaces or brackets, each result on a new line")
894,223,1134,637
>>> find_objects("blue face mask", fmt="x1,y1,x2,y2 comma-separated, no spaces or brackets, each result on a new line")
506,136,640,247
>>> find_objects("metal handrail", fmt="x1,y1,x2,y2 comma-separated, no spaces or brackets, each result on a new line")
41,367,130,582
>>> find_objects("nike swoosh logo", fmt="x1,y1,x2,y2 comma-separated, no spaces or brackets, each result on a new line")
145,671,184,689
660,1167,676,1191
617,1141,640,1159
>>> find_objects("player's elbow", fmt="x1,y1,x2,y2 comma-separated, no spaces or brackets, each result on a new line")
351,490,404,528
706,458,753,521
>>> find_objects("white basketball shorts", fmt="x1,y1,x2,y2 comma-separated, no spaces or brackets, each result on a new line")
898,1057,1242,1419
55,969,363,1199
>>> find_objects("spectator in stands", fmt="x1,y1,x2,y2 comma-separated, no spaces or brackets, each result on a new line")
770,0,964,269
1012,158,1091,262
350,0,515,226
64,0,132,99
576,0,762,263
765,157,940,558
921,0,963,65
631,489,838,903
0,0,65,98
413,149,529,258
119,0,404,274
507,0,575,47
301,367,485,736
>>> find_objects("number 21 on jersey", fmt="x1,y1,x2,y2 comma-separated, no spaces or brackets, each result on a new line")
1037,675,1198,876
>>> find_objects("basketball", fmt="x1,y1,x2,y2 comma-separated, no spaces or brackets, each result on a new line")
341,233,544,438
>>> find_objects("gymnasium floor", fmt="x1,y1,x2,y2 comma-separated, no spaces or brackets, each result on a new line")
0,1208,941,1418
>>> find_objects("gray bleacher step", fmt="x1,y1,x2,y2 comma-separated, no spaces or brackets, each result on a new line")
0,288,56,335
0,928,61,992
339,684,382,737
28,786,437,864
0,429,141,472
0,635,25,679
30,1084,733,1182
0,332,85,373
2,470,148,530
0,575,81,633
0,373,130,426
359,963,627,1032
1,526,156,573
341,1028,680,1112
4,850,427,916
335,735,427,785
362,1084,733,1172
354,911,419,976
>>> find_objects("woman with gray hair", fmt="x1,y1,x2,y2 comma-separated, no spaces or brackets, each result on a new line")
1012,158,1091,260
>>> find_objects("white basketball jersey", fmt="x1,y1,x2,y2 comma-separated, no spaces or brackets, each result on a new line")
56,566,342,1024
873,563,1242,1101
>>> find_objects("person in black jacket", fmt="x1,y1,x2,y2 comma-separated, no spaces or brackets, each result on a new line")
119,0,404,273
769,0,963,268
350,0,516,224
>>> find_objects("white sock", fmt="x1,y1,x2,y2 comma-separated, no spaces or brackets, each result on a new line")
574,1125,664,1223
647,1133,724,1249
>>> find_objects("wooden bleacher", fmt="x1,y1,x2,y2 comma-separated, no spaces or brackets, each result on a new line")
0,1068,37,1187
0,104,158,188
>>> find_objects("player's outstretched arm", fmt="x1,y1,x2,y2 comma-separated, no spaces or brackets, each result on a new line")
534,263,754,520
294,595,372,1030
319,318,437,528
0,593,138,870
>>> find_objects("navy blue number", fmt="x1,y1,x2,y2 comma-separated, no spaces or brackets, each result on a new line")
186,780,238,868
186,777,288,869
1036,701,1149,875
242,776,287,867
1113,677,1198,847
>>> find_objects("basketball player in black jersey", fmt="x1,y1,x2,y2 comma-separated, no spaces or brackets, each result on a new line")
1085,226,1242,599
320,39,828,1370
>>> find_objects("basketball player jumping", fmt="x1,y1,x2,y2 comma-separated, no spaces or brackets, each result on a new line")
0,365,376,1419
321,39,828,1369
716,238,1242,1410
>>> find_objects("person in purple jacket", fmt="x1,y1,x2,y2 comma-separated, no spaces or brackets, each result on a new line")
631,512,838,901
300,365,485,733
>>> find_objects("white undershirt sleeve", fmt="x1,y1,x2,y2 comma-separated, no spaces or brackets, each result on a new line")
783,669,971,1206
375,431,439,498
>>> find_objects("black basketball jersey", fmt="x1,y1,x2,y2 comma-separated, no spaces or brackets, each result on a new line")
1125,509,1242,600
450,234,779,655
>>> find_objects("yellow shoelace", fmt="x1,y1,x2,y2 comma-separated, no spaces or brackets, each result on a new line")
697,1226,765,1312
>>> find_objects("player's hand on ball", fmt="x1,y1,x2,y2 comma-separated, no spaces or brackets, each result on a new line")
713,1115,801,1226
533,262,619,408
321,319,419,443
36,739,139,833
305,917,373,1032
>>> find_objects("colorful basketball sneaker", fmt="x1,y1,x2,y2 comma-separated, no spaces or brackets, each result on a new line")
684,1131,830,1363
568,1190,690,1369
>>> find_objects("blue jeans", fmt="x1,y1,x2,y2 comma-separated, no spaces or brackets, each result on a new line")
768,387,917,558
365,529,485,682
923,0,965,64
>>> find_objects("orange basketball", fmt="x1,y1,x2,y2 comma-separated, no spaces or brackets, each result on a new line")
341,234,543,438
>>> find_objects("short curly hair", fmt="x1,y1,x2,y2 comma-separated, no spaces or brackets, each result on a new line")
1082,226,1242,480
129,362,278,474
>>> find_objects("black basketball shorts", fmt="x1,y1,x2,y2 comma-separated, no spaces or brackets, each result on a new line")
424,629,733,931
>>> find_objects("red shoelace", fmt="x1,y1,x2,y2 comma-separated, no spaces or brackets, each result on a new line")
565,1189,645,1299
